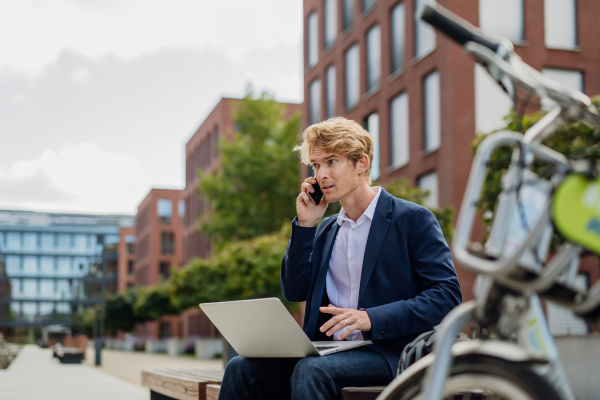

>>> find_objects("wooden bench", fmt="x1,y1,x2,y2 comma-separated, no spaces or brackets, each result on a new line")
141,368,384,400
141,369,223,400
52,344,85,364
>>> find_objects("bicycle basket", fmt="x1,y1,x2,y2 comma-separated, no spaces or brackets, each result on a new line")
398,329,469,375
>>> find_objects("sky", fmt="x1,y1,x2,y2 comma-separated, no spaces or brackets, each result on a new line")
0,0,303,215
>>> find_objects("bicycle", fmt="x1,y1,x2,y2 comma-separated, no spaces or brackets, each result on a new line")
377,3,600,400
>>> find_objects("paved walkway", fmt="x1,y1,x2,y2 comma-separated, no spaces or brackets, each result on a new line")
0,345,147,400
83,347,224,387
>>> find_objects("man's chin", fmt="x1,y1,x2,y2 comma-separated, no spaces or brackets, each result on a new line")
323,194,339,203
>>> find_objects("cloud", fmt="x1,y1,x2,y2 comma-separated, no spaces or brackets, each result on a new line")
0,44,302,214
0,143,150,214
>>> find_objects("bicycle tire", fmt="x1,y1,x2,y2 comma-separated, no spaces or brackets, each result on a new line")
383,355,563,400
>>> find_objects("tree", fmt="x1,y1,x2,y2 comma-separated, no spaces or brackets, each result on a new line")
170,225,299,313
104,289,146,334
471,96,600,235
197,87,301,244
133,283,179,320
382,178,455,243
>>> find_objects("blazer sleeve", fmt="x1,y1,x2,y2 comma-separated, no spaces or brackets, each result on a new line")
280,217,318,302
365,207,462,341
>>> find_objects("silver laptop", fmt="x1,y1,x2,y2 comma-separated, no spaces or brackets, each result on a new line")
200,298,371,357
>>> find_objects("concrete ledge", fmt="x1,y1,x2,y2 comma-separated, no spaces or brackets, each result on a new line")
555,334,600,400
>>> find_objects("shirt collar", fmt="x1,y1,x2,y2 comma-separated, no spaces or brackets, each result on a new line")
337,187,382,227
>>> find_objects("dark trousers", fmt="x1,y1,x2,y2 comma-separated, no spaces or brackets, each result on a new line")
218,347,392,400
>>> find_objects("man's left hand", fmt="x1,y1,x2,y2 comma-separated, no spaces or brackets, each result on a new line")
319,305,371,341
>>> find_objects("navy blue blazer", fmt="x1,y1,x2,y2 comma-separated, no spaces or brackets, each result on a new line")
280,188,462,375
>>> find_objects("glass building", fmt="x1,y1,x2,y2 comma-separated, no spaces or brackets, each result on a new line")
0,210,133,328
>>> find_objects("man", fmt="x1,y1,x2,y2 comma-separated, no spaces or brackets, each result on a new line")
219,117,462,399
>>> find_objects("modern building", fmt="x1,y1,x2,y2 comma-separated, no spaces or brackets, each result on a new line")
302,0,599,333
0,210,133,332
133,188,184,338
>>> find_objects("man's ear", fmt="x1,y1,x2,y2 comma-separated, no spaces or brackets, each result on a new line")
356,153,370,175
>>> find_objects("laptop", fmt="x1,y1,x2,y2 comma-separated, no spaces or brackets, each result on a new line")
200,298,371,357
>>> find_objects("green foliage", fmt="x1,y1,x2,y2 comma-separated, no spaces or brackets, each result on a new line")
170,225,299,313
104,283,180,333
381,177,456,242
104,289,146,333
471,96,600,232
133,283,179,320
197,87,301,244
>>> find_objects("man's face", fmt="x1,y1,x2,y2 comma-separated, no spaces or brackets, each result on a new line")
310,146,362,203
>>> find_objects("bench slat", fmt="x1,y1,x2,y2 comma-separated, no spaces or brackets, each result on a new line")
142,370,204,400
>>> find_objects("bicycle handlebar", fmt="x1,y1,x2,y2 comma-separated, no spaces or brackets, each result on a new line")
420,4,499,53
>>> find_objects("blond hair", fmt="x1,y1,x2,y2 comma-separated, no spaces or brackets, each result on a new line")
294,117,374,185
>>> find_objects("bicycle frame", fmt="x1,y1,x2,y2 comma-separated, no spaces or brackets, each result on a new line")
375,4,600,400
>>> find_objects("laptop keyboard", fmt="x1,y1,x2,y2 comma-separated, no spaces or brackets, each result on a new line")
315,346,338,351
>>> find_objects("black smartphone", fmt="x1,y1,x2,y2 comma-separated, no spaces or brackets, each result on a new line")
308,180,324,206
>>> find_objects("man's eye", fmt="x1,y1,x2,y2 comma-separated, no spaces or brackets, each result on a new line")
329,160,337,164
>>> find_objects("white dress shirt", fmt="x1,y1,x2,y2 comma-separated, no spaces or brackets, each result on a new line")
326,186,382,341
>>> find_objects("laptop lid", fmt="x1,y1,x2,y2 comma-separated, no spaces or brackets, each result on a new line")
200,298,319,358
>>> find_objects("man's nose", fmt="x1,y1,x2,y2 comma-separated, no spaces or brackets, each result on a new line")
316,166,328,182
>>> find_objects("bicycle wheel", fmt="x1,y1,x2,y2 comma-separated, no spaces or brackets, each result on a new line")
385,355,563,400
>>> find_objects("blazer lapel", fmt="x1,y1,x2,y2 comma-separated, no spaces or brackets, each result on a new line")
310,221,339,308
359,189,393,301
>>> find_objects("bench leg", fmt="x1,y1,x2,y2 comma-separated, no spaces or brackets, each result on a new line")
150,390,178,400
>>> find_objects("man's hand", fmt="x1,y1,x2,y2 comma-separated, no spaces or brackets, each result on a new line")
319,305,371,341
297,177,329,227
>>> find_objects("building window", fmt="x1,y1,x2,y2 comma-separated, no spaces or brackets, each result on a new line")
178,199,185,217
418,171,439,209
307,12,319,67
541,68,583,110
324,0,337,49
415,0,436,58
57,234,70,250
125,234,135,254
479,0,524,43
362,0,376,13
309,78,322,125
127,260,134,276
423,71,441,152
475,64,513,134
161,232,175,255
6,232,21,251
390,2,405,74
345,44,360,110
23,233,37,251
159,261,170,280
157,199,173,225
343,0,354,31
365,113,380,180
213,125,219,157
366,24,381,93
390,92,410,168
544,0,577,49
326,65,337,119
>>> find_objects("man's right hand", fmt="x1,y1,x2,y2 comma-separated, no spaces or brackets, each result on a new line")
297,177,329,227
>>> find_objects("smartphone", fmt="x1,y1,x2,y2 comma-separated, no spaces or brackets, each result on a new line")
308,180,324,206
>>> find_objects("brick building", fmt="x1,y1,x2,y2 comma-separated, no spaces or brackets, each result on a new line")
183,97,302,264
302,0,599,333
134,188,184,338
179,97,301,338
117,226,135,293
